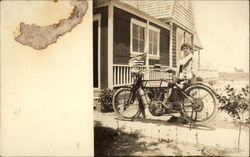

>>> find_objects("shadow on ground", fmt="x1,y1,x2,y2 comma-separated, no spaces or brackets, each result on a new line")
94,125,147,156
94,123,232,156
114,116,216,131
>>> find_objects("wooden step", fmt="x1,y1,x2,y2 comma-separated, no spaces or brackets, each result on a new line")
93,89,101,111
93,88,101,98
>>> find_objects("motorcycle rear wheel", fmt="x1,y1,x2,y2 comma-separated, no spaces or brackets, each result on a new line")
179,84,218,125
112,87,141,120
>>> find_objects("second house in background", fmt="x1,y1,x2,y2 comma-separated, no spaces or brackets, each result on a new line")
93,0,203,89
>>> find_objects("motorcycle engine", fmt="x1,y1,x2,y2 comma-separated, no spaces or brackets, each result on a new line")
148,88,173,116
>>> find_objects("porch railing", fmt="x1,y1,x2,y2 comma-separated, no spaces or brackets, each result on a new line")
113,64,170,87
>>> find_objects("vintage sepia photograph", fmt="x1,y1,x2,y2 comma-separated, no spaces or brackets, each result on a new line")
0,0,249,156
93,0,249,156
1,0,93,156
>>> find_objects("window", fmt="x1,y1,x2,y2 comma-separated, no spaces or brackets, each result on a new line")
130,19,160,59
184,32,192,44
131,19,146,54
132,24,145,53
149,28,160,56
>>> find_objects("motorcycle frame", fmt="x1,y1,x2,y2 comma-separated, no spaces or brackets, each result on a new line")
128,73,195,108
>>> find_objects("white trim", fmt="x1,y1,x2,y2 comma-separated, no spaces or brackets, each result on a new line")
131,18,147,28
95,0,170,30
93,14,101,22
145,21,149,79
184,32,192,44
93,14,101,89
162,18,195,34
176,27,185,67
149,25,160,33
108,2,114,89
118,1,170,30
169,22,173,67
148,55,160,60
130,18,161,59
130,52,143,57
130,18,146,54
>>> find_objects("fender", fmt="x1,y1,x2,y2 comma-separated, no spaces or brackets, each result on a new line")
186,81,219,98
179,82,219,125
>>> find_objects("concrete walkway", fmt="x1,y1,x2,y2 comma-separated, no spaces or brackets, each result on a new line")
94,110,249,156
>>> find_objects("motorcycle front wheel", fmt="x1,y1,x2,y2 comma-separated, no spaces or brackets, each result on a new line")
179,84,218,125
112,87,141,120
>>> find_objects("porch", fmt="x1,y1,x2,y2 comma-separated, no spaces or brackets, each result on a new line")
94,64,171,105
113,64,171,87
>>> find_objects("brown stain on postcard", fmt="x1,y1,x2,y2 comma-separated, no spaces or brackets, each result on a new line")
76,141,80,149
15,0,88,50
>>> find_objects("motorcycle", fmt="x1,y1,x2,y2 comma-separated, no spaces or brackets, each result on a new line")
112,67,218,125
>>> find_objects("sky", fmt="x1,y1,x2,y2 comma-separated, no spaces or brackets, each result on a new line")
194,0,249,72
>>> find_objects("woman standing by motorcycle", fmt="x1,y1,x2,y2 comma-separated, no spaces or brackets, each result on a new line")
112,43,218,125
179,43,195,80
168,43,196,123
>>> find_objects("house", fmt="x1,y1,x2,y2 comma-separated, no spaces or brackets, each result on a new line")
93,0,203,90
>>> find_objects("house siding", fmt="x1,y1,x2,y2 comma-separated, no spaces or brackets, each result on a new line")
119,0,139,9
138,0,174,19
159,27,170,66
172,0,195,32
149,22,170,66
113,7,146,64
123,0,196,33
94,7,109,88
173,24,194,68
113,7,170,66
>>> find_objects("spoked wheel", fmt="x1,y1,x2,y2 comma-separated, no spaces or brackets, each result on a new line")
179,84,218,125
112,87,141,120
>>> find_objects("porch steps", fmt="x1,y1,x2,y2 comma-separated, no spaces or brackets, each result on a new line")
94,88,101,98
93,88,101,110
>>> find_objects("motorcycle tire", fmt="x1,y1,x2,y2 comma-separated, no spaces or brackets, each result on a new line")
178,83,218,125
112,87,142,120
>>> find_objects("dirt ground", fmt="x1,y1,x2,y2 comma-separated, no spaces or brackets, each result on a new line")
94,110,249,156
94,125,243,156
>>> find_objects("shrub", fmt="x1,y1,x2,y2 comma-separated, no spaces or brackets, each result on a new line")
218,85,249,149
99,88,114,112
218,85,249,120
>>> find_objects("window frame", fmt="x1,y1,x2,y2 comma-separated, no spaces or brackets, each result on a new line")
130,18,146,56
148,25,160,59
176,27,185,66
184,32,192,44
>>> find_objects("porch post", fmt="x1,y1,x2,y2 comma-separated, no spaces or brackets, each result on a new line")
145,20,149,79
169,22,173,68
108,1,114,89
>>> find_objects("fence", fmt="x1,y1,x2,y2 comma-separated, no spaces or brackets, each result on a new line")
113,64,170,87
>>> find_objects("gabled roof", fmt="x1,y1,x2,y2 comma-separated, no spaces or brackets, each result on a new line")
94,0,203,49
137,0,195,33
119,0,202,49
95,0,196,33
136,0,175,19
